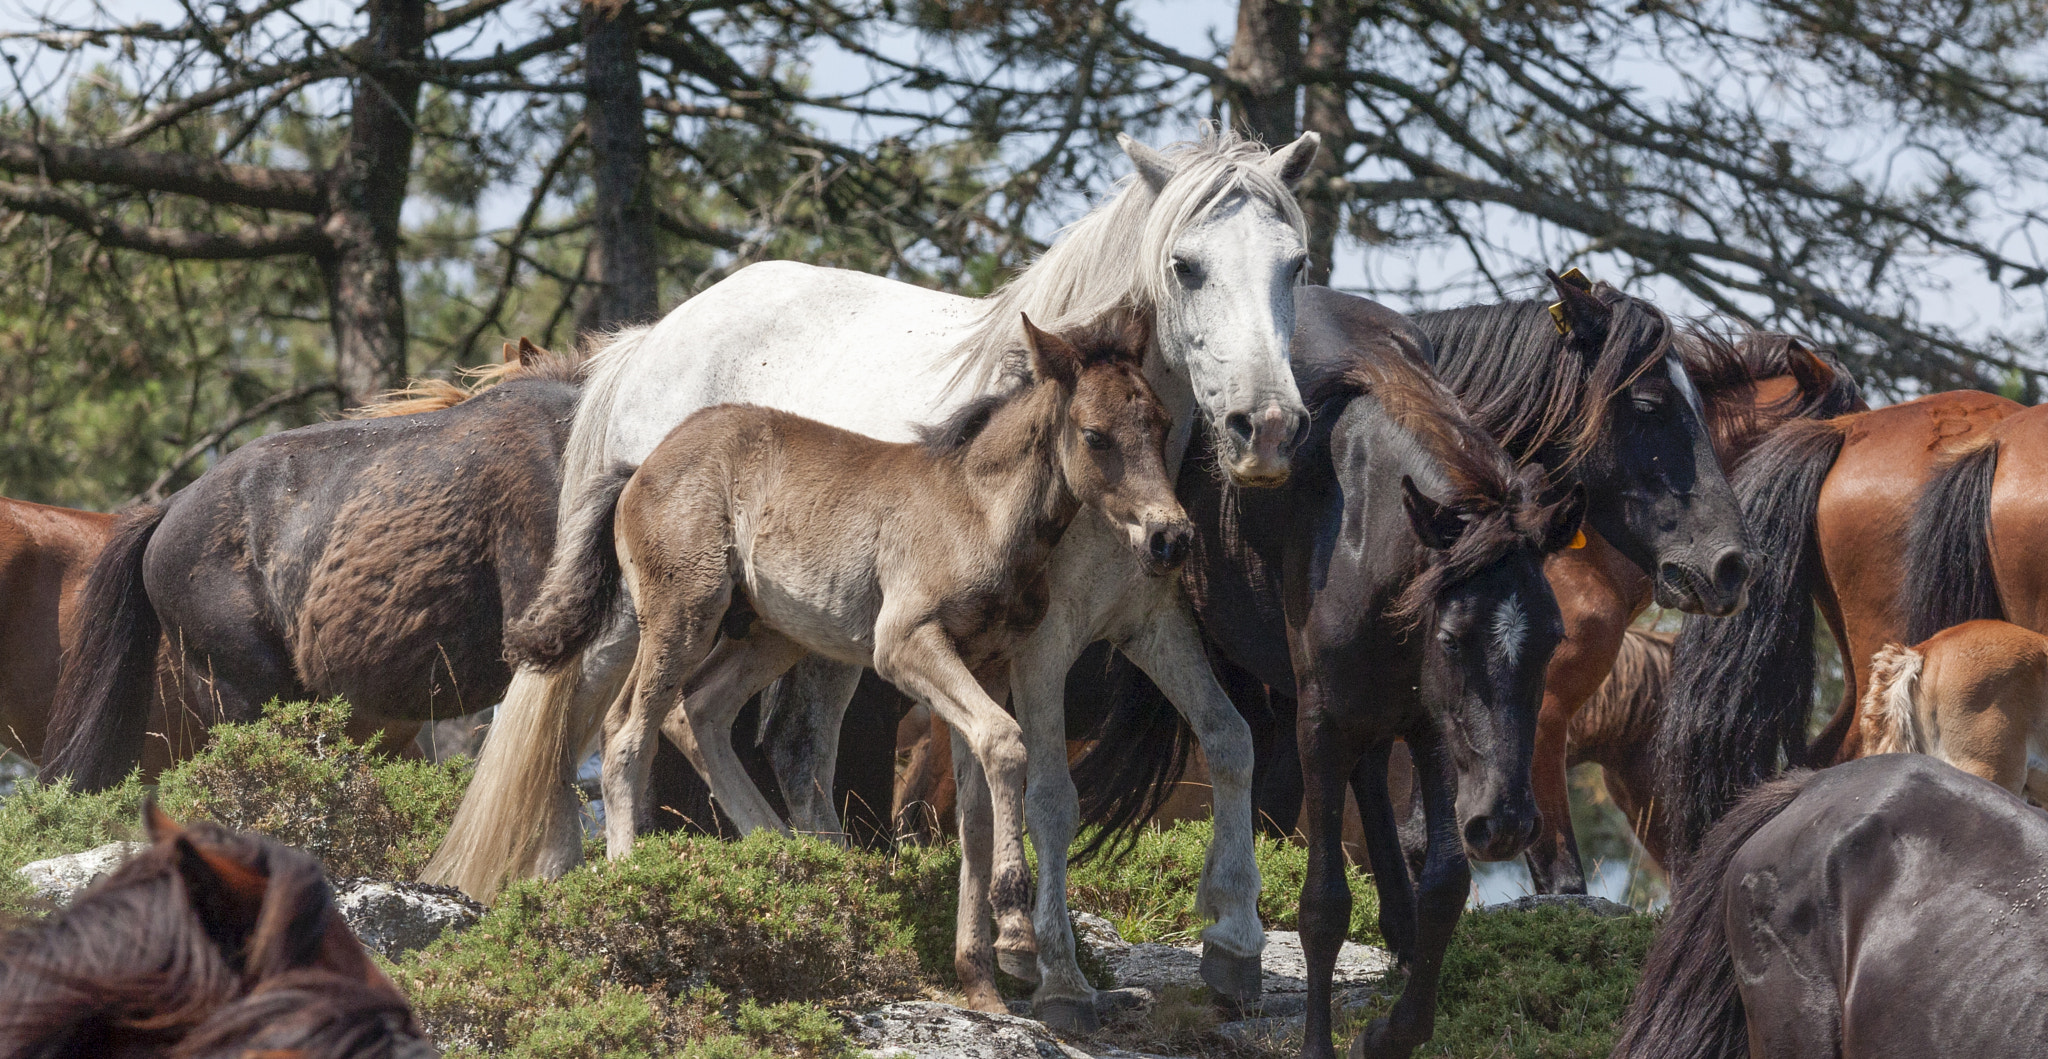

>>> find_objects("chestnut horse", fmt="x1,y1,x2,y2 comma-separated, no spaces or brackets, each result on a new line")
0,498,113,762
1522,331,1864,892
497,316,1186,1012
0,803,429,1059
1614,754,2048,1059
1656,388,2023,863
1862,619,2048,802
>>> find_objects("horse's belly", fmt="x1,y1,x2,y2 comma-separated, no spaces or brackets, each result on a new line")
739,556,881,668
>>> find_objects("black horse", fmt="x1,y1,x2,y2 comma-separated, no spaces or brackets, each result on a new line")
1614,753,2048,1059
1075,277,1751,863
1161,288,1582,1059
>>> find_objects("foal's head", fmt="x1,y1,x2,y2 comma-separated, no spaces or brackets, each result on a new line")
1022,314,1192,576
1399,466,1585,861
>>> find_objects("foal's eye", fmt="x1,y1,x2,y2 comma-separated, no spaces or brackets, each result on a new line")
1083,429,1114,451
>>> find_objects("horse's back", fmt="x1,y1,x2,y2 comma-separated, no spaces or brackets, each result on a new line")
603,261,985,464
1728,755,2048,1058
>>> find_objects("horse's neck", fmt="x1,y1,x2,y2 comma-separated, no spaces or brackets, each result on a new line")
958,386,1079,575
1143,341,1199,479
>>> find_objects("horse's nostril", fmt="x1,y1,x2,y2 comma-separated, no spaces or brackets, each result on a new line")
1463,815,1495,851
1149,528,1190,568
1225,412,1255,445
1713,547,1753,594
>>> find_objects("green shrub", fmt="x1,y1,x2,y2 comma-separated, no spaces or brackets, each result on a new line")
1345,906,1657,1059
155,698,470,878
0,698,468,914
394,831,921,1055
1065,820,1384,948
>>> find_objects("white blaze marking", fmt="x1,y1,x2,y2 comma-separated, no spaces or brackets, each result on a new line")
1491,595,1528,669
1667,354,1706,419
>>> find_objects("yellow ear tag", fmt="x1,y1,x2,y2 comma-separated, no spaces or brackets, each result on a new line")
1569,530,1587,550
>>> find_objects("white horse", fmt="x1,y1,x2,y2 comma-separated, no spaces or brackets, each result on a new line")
425,128,1319,1030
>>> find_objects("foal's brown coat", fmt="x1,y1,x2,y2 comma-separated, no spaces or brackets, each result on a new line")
1863,619,2048,802
509,315,1187,1011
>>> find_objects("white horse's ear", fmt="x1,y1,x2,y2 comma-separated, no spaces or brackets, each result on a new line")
1260,132,1321,189
1118,133,1176,193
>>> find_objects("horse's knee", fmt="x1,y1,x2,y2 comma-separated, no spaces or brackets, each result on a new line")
1194,714,1256,785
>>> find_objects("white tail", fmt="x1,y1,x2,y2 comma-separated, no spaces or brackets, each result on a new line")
1863,643,1928,756
421,661,605,899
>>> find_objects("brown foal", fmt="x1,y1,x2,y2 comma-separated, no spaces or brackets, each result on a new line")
1863,619,2048,802
506,314,1190,1010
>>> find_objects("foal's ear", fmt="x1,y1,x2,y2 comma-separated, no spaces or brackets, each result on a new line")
1259,132,1321,189
1118,133,1176,194
1021,313,1081,388
1401,476,1466,551
1540,483,1589,554
515,336,542,366
1547,269,1611,347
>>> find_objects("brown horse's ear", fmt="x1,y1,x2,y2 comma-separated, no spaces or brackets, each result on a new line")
172,831,271,967
502,341,518,363
516,337,542,366
1546,269,1611,346
1401,476,1466,551
1540,483,1589,554
1021,313,1080,388
144,797,184,845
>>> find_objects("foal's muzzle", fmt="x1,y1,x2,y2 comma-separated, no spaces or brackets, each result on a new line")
1143,520,1194,575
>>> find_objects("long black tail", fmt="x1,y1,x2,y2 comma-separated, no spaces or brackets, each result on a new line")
1902,441,2004,644
503,466,634,670
1657,419,1845,866
1611,768,1815,1059
44,503,167,791
1067,644,1197,864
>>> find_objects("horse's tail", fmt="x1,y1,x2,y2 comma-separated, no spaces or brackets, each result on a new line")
1657,419,1845,865
1903,440,2004,644
503,466,634,670
1861,643,1928,756
1068,648,1196,864
43,503,167,791
423,466,635,901
1611,768,1816,1059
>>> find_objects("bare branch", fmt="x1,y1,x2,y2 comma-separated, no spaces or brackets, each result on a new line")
0,181,328,259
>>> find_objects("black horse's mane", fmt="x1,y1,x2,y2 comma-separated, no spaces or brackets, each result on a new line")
1415,289,1671,473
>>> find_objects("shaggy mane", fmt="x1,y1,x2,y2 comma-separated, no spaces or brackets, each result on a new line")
346,333,606,419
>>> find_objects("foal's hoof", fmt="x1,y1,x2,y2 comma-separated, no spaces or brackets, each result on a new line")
997,948,1042,985
1199,946,1264,1008
1034,997,1101,1035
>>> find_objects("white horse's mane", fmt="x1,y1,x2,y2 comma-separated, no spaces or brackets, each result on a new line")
944,127,1309,393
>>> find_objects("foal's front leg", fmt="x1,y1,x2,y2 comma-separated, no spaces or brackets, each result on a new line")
874,616,1036,1014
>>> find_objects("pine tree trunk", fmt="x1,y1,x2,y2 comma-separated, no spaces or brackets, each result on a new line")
322,0,424,406
1227,0,1303,148
1302,1,1360,286
583,0,659,330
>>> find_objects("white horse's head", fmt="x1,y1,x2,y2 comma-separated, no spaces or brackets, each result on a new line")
1120,130,1317,486
957,129,1319,486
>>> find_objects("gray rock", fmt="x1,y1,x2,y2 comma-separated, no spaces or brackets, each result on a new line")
1091,926,1393,1003
1483,893,1635,918
853,1001,1179,1059
334,880,484,960
16,841,144,906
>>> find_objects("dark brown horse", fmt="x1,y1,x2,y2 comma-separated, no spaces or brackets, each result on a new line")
0,497,114,762
1613,754,2048,1059
0,803,430,1059
1657,389,2022,862
1522,331,1863,892
42,343,585,790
